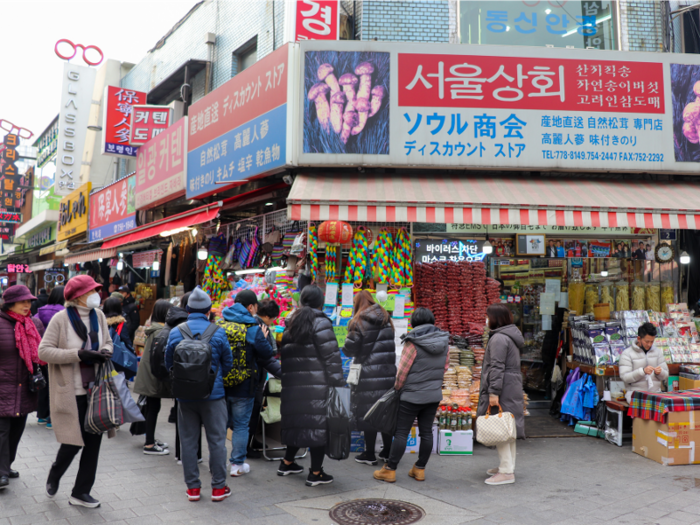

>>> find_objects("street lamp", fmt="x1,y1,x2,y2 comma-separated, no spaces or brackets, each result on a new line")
681,251,691,264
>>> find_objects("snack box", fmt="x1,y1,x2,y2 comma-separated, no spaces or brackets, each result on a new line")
438,430,473,455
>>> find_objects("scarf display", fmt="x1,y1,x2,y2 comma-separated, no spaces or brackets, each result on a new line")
7,311,43,373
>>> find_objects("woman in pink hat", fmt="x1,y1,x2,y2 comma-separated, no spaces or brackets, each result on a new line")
0,285,45,490
38,275,113,509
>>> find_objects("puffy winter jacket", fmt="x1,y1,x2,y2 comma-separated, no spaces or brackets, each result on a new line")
165,312,233,402
0,311,45,417
619,342,669,403
37,304,64,329
280,309,345,448
343,304,396,431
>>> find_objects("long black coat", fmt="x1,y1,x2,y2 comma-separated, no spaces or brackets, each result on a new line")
0,311,45,418
343,304,396,431
280,309,345,448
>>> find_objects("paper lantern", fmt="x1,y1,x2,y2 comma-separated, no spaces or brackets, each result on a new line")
318,221,353,244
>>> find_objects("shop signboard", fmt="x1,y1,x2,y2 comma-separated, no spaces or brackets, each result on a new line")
129,105,172,146
186,44,294,200
34,116,59,169
296,40,700,175
446,224,639,235
1,133,20,212
27,225,53,249
290,0,340,41
4,264,32,274
132,249,162,268
44,268,66,288
58,182,91,242
0,213,22,224
414,237,487,263
101,86,147,158
135,117,187,209
56,63,96,196
0,225,14,243
88,175,136,242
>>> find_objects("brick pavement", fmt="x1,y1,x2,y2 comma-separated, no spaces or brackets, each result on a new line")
2,398,700,525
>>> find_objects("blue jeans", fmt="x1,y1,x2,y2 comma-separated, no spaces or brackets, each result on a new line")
226,396,255,465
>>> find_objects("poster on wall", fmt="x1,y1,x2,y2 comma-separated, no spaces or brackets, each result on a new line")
296,40,700,175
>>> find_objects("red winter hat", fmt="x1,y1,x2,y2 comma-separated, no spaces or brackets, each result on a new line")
64,275,102,301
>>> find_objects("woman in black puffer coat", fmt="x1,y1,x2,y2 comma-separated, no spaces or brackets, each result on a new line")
279,285,345,487
343,291,396,465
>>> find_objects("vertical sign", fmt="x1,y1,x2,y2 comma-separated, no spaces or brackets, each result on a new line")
102,86,147,158
135,117,187,209
56,63,96,196
129,105,172,146
294,0,339,41
1,134,20,211
88,175,136,242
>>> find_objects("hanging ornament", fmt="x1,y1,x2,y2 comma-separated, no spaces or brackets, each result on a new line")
344,226,370,286
325,244,337,283
375,228,394,284
391,228,413,287
308,224,319,281
318,221,353,244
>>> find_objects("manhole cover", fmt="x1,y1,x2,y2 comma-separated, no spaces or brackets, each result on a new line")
330,499,425,525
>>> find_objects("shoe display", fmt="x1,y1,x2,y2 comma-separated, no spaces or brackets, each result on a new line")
230,463,251,477
69,494,101,508
186,488,201,502
144,444,170,456
212,486,232,502
306,468,334,487
408,464,425,482
485,473,515,486
8,470,18,479
373,465,396,483
354,452,378,465
277,460,304,476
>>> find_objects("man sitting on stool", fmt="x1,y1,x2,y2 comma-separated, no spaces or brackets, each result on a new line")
619,322,669,403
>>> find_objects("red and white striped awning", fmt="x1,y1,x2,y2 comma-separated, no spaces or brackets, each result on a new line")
288,174,700,230
65,248,117,265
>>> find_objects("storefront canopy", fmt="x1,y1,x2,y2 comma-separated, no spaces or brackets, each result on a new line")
65,248,118,266
100,202,222,250
288,174,700,230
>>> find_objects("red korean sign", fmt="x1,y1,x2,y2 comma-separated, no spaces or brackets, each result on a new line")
102,86,147,158
398,54,665,114
136,117,187,209
295,0,339,41
129,105,172,146
88,175,136,242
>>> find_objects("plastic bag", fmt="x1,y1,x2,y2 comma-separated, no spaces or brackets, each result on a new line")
363,388,399,436
326,386,352,461
129,395,148,436
112,372,146,423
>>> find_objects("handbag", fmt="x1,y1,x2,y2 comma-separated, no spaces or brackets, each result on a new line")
129,395,148,436
85,361,124,435
112,372,146,424
28,363,47,393
363,388,399,435
326,386,352,460
346,360,362,386
110,325,138,379
475,404,517,447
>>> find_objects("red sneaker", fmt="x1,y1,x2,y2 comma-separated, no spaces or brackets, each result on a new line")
186,488,200,502
212,486,231,502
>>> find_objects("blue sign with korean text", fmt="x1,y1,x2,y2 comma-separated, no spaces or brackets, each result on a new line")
186,104,286,199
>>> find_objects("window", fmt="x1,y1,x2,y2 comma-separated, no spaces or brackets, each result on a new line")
459,1,617,50
682,9,700,54
231,37,258,77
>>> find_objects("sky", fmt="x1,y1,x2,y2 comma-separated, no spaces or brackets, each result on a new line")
0,0,201,144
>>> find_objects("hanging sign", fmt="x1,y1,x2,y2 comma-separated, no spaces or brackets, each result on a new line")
88,175,136,242
414,238,486,263
101,86,147,158
293,0,340,41
129,105,172,146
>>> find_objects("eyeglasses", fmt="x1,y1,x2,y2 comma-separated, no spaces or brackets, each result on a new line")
54,39,104,66
0,120,33,140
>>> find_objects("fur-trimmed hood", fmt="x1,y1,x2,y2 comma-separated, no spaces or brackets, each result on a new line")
105,315,127,326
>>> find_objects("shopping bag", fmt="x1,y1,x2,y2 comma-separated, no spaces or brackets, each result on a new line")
85,361,124,435
129,395,148,436
326,386,352,461
475,404,517,447
260,397,281,424
110,327,138,379
363,388,399,435
112,372,145,424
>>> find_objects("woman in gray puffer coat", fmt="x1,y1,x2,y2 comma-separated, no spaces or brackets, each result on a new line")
477,304,525,487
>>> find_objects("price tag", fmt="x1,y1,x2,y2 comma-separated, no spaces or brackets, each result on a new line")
324,283,338,307
341,283,354,306
514,295,521,304
507,295,514,303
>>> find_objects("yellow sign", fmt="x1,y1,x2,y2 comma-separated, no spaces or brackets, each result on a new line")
57,182,91,242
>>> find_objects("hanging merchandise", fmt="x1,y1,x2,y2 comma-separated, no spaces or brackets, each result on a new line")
344,226,370,286
325,244,338,283
308,224,319,281
247,227,262,269
374,228,394,284
391,228,413,287
201,251,229,305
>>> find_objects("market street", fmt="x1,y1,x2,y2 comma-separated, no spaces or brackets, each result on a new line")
2,403,700,525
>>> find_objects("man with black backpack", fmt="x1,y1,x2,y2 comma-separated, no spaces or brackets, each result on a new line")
165,288,233,503
218,290,279,477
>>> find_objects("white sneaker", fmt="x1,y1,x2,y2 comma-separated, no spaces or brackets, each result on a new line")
230,463,251,477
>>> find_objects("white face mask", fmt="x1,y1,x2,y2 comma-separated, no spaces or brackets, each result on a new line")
85,293,101,310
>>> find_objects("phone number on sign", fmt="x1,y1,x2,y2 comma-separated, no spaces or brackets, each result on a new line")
541,150,665,162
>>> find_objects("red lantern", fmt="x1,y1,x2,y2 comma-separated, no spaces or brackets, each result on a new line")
318,221,353,244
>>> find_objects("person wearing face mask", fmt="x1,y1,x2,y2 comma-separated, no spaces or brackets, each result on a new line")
38,275,113,509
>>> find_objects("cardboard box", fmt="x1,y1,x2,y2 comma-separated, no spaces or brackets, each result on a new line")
679,376,700,391
351,431,365,453
632,411,700,465
405,426,420,453
438,430,473,455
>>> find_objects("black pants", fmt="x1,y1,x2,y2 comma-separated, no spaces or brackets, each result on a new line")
173,400,201,461
145,397,161,446
0,415,28,477
364,431,393,458
48,395,102,497
248,380,266,446
37,365,50,420
387,400,439,470
285,446,325,472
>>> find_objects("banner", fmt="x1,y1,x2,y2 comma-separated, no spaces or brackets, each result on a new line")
296,40,700,174
88,175,136,242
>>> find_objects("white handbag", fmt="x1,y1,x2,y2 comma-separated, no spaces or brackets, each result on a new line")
476,404,517,447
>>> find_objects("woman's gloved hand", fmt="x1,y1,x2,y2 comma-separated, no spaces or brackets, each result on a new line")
78,349,110,363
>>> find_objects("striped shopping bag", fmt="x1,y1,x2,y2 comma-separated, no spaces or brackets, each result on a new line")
85,361,124,434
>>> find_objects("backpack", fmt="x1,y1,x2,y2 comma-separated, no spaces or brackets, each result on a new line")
150,326,173,381
216,319,255,389
171,322,220,400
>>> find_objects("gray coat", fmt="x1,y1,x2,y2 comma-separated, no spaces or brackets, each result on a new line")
401,324,449,405
133,323,172,398
477,324,526,439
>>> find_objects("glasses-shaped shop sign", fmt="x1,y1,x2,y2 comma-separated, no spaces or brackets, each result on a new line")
0,120,33,140
54,39,104,66
44,273,66,285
